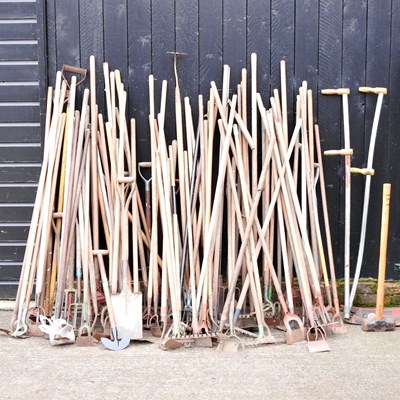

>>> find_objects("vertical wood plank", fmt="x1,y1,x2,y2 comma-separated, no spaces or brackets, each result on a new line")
46,0,57,85
176,0,199,121
342,0,367,268
55,0,80,69
318,0,343,271
223,0,246,88
294,0,319,93
127,0,152,162
79,0,104,112
199,0,223,99
37,0,48,152
271,0,295,128
104,0,128,82
362,0,392,277
152,0,175,142
247,0,271,105
387,1,400,277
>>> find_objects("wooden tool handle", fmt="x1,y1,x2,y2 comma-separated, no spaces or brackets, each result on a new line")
376,183,391,320
324,148,353,156
138,161,152,168
321,88,350,95
350,167,375,176
96,252,117,329
61,64,87,86
92,249,110,256
117,176,135,184
359,86,387,95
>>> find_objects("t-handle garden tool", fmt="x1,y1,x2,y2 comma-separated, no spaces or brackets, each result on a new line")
362,184,395,332
138,161,152,236
349,86,387,313
321,87,352,319
94,250,130,351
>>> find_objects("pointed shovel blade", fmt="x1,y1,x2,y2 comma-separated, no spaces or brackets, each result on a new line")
101,336,130,351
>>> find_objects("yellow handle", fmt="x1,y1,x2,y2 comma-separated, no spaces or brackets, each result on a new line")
359,87,387,95
324,148,353,156
350,167,375,176
321,88,350,95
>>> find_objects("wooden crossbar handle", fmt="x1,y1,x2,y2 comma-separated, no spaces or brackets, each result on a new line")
138,162,152,168
117,176,135,184
350,167,375,176
321,88,350,95
324,148,353,156
52,212,63,219
92,249,110,256
359,86,387,95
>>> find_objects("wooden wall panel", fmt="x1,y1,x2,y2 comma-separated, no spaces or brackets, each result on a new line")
0,0,42,296
2,0,400,297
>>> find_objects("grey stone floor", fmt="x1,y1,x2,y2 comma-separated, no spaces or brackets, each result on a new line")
1,309,399,400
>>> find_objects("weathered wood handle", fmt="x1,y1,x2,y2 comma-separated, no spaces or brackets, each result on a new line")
138,161,152,168
117,176,135,184
324,148,353,156
376,183,391,320
359,86,387,95
321,88,350,95
350,167,375,176
92,249,110,256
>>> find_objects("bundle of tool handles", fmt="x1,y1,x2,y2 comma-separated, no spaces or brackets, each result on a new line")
10,53,357,352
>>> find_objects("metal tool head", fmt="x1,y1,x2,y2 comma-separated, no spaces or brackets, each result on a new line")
111,291,143,340
329,313,348,334
307,326,331,353
101,327,130,351
283,313,306,345
76,324,95,347
27,307,44,337
160,337,184,351
347,306,400,327
11,316,28,338
361,313,396,332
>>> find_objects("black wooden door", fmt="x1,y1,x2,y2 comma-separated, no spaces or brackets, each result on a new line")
1,0,400,298
0,1,46,297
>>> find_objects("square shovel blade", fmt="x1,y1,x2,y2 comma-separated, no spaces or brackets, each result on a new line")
111,291,143,340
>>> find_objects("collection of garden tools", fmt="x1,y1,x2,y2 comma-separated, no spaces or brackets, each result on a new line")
9,52,392,353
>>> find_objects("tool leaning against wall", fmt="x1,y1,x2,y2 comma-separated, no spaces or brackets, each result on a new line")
349,87,387,315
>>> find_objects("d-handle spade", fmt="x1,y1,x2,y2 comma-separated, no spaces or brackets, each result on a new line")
94,250,130,351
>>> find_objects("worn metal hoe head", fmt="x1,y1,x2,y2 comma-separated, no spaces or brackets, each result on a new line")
101,327,130,351
283,313,306,345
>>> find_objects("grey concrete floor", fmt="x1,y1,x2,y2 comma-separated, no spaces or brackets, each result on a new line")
0,309,399,400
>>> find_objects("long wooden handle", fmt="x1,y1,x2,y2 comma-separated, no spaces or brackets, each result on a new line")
376,183,391,320
95,251,117,330
350,167,375,176
321,88,350,95
359,86,387,95
324,148,353,156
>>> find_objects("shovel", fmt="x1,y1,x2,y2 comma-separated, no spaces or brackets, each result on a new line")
111,177,143,340
95,250,130,351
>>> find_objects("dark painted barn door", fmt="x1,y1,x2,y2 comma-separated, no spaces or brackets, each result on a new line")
0,1,44,298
